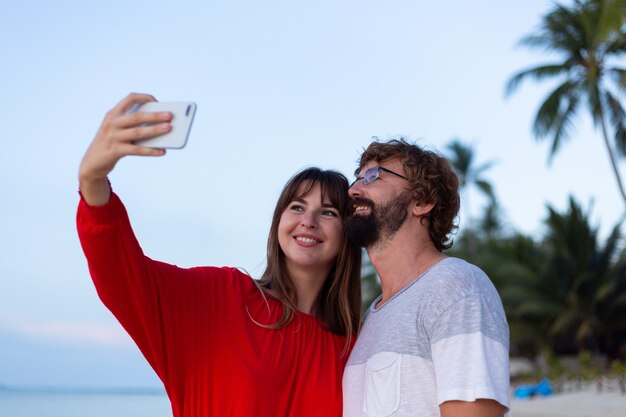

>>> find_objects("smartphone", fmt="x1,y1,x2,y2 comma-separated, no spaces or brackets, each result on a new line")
131,102,197,149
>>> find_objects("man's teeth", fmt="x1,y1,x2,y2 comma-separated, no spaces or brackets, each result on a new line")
355,205,369,212
296,236,318,243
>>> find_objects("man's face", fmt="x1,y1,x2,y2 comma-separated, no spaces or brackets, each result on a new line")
346,159,413,248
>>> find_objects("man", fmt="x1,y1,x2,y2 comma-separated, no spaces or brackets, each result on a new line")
343,139,510,417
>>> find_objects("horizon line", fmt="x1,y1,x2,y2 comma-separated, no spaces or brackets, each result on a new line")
0,384,166,396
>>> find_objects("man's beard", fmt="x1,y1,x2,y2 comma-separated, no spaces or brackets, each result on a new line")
346,191,414,248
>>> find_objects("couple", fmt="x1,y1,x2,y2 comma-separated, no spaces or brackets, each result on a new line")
77,94,510,417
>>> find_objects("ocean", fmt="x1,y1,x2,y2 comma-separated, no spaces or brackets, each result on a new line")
0,390,171,417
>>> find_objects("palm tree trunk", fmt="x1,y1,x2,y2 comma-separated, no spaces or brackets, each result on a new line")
598,112,626,209
462,190,479,260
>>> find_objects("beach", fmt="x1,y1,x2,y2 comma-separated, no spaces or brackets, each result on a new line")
509,386,626,417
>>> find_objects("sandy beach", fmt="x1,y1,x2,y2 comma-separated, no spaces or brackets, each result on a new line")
509,386,626,417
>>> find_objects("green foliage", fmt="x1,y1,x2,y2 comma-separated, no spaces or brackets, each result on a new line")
360,251,381,312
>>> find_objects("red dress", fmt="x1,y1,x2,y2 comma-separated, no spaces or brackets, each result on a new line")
77,192,349,417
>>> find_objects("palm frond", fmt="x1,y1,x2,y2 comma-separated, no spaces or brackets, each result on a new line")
597,222,622,273
533,81,573,138
479,200,502,237
597,0,626,47
575,318,601,342
505,64,570,97
606,68,626,95
446,139,473,181
596,281,615,304
532,81,580,159
547,90,581,161
475,180,495,200
550,309,581,335
445,139,496,207
542,3,587,54
473,160,497,178
604,33,626,54
604,91,626,155
585,78,605,124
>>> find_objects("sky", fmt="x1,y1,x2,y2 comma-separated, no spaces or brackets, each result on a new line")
1,0,624,388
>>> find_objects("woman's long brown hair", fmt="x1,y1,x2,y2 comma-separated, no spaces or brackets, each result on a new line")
257,168,362,350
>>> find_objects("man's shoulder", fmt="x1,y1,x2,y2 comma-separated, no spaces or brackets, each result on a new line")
413,257,500,311
431,256,483,276
423,257,485,290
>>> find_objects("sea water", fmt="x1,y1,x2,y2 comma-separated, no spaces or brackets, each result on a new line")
0,391,171,417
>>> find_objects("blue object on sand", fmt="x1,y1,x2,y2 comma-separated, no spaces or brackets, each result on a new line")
513,385,535,399
513,378,553,399
534,378,553,396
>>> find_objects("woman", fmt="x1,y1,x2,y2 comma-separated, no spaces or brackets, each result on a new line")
77,93,362,417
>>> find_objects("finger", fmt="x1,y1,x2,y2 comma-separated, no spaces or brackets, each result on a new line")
113,109,173,129
119,143,167,157
116,122,172,143
108,93,157,118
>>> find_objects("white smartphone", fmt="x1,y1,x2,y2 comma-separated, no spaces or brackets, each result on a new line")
131,102,197,149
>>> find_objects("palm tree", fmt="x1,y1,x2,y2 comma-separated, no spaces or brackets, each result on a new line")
479,199,505,240
543,198,626,356
446,139,496,257
446,139,496,207
506,0,626,207
501,197,626,357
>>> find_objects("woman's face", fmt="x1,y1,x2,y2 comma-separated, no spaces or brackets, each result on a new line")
278,182,343,277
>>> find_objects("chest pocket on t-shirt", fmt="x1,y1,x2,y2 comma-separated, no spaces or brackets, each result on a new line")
363,351,402,417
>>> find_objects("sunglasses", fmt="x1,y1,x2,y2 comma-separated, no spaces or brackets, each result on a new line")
351,166,409,187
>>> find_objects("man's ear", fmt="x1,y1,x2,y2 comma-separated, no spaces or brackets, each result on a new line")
412,200,435,217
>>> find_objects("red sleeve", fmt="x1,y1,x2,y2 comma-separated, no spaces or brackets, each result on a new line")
76,192,178,385
76,191,234,396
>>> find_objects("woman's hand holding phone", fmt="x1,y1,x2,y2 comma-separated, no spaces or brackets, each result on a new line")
78,93,172,206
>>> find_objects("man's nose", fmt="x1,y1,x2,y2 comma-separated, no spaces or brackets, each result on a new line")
349,180,363,198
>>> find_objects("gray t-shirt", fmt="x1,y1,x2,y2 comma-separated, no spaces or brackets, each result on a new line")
343,257,510,417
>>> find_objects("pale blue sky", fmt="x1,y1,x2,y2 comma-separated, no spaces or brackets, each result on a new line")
1,0,623,388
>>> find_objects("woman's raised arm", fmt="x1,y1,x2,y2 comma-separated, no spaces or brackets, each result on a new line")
78,93,172,206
